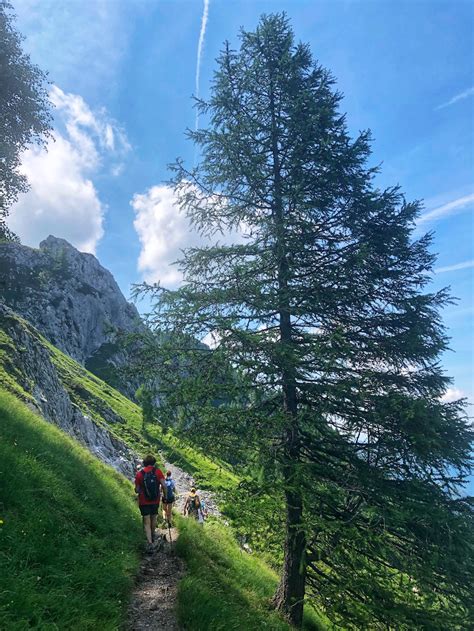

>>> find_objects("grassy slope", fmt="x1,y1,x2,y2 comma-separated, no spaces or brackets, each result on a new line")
0,389,142,630
45,334,237,492
0,327,35,400
56,357,238,492
0,310,235,489
176,518,326,631
0,316,327,630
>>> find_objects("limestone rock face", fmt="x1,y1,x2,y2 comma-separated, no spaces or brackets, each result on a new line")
0,235,143,393
0,303,137,478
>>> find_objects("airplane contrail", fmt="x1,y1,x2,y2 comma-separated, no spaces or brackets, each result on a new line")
195,0,210,131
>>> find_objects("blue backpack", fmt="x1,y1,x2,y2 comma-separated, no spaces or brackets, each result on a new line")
165,478,175,502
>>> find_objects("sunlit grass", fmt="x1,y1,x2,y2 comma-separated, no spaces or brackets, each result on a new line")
176,517,327,630
0,389,142,630
0,316,329,629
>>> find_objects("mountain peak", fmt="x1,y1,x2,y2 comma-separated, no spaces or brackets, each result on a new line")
0,237,144,394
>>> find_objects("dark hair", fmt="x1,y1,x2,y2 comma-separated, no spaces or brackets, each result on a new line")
143,454,156,466
166,470,172,477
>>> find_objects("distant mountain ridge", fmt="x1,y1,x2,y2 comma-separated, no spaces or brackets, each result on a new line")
0,235,144,394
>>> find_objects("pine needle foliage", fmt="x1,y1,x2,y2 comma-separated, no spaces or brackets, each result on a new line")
135,13,473,629
0,1,52,240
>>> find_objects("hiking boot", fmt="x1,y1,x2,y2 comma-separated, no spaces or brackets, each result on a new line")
146,543,154,554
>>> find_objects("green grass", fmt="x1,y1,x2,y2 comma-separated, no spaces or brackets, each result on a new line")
175,517,327,631
0,315,329,629
0,389,142,630
0,309,238,492
0,328,34,400
45,333,238,493
144,425,238,492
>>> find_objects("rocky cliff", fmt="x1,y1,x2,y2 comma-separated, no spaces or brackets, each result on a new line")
0,303,137,477
0,235,143,394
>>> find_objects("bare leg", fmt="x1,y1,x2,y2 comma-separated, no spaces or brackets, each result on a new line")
143,515,153,544
150,513,158,539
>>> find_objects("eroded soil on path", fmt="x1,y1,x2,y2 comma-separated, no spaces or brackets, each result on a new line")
127,528,185,631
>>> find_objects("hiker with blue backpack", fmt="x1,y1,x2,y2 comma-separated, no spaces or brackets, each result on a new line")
134,454,167,552
162,470,176,527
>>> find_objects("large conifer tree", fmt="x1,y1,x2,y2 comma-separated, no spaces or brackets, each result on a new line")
138,14,473,628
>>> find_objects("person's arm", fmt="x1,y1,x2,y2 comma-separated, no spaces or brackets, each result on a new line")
160,478,167,498
134,471,142,495
135,471,142,500
183,497,189,515
157,470,167,498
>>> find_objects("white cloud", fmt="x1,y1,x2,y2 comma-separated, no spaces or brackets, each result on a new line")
435,259,474,274
49,86,131,167
132,184,244,287
418,193,474,225
8,137,103,254
8,86,130,254
440,388,466,403
131,186,216,286
105,125,115,151
436,86,474,110
132,185,209,286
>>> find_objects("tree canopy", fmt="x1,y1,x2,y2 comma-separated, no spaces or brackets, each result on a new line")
0,0,52,241
136,13,473,629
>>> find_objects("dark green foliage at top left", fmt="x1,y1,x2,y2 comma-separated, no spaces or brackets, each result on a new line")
0,0,53,240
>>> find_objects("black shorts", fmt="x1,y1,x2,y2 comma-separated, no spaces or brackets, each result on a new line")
139,504,159,516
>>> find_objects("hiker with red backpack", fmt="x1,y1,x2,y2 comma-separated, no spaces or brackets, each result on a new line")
134,454,167,552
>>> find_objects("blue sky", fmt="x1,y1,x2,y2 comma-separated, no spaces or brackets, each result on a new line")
8,0,473,409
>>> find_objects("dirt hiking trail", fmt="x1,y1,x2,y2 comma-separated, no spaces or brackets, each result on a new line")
127,456,220,630
127,527,184,631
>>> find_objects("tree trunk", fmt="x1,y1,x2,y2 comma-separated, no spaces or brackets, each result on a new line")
273,322,306,626
273,456,307,627
275,295,307,628
267,62,307,627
